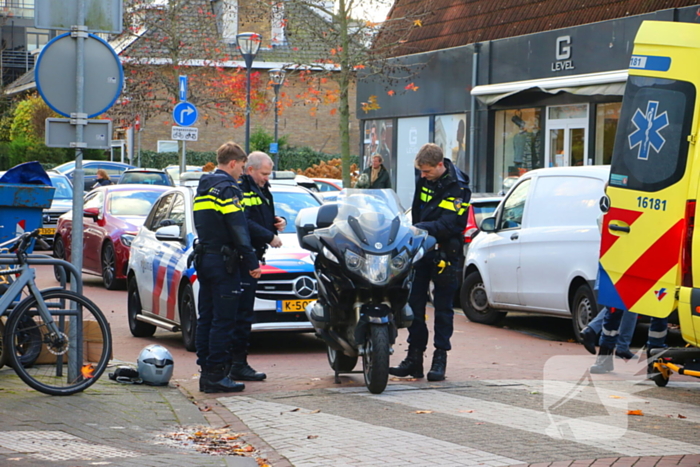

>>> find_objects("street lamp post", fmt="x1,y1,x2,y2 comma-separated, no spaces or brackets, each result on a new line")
236,32,262,154
268,68,286,168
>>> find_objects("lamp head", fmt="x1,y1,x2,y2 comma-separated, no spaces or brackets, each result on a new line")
268,68,286,87
236,32,262,68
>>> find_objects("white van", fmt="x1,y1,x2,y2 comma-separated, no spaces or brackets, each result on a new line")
461,165,610,342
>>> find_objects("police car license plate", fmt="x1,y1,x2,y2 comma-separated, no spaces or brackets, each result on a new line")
277,299,312,313
38,227,55,236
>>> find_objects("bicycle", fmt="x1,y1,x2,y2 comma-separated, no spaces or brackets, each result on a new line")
0,229,112,395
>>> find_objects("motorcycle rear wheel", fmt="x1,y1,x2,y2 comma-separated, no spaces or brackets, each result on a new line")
363,324,390,394
327,346,358,372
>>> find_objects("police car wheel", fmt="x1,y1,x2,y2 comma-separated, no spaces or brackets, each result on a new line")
179,283,197,352
572,284,597,344
128,276,156,337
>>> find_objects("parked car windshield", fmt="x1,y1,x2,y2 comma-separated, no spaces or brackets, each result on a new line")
107,190,164,216
49,175,73,199
120,172,172,186
52,161,75,174
274,191,322,233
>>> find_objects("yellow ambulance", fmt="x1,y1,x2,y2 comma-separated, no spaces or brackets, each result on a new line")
598,20,700,383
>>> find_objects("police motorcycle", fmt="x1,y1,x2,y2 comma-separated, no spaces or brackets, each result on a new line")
296,189,435,394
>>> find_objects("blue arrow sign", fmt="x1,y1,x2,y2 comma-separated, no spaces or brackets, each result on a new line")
179,75,187,101
173,101,198,127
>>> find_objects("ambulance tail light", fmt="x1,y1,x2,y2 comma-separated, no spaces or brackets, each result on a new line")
682,200,695,287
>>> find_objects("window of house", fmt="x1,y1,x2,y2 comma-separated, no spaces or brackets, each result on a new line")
595,102,621,165
493,108,544,194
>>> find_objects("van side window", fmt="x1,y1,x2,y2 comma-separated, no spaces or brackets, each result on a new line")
528,176,603,228
610,75,695,192
499,179,530,230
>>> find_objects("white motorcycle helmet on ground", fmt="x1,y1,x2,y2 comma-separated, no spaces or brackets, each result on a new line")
137,344,174,386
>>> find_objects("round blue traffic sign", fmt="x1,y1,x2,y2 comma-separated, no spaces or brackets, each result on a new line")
35,32,123,118
173,102,198,127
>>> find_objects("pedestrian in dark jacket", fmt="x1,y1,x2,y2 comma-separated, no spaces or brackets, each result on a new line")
92,169,113,189
192,141,260,394
361,154,392,189
232,151,285,382
390,143,470,382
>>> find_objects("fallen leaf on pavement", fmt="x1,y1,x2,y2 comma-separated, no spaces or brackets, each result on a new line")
415,410,433,414
310,409,321,414
678,414,687,419
307,435,319,439
459,410,474,413
609,395,623,399
198,406,212,412
290,408,300,412
627,410,644,416
390,377,417,382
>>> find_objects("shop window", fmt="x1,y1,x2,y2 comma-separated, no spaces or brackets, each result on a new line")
493,108,544,194
595,102,621,165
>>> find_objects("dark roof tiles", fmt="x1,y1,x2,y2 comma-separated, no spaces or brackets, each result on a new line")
385,0,700,55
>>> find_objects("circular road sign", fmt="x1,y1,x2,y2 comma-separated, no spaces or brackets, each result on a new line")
35,32,124,118
173,102,198,127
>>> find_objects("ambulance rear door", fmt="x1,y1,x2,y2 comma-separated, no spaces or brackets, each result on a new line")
598,22,698,318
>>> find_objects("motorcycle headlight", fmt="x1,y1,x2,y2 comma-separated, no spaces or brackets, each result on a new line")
365,254,389,284
391,251,409,272
345,250,363,271
322,246,339,263
121,234,136,247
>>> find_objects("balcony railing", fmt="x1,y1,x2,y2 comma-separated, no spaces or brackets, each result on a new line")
1,49,34,71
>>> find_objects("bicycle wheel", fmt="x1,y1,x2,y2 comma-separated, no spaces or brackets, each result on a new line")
5,289,112,396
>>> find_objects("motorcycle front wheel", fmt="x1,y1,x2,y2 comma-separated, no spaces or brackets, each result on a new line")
363,324,390,394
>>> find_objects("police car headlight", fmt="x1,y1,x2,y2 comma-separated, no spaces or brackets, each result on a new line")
120,234,136,247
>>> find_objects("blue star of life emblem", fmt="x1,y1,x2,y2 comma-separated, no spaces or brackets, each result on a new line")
628,100,669,160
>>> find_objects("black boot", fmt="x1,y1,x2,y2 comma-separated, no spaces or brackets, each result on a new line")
200,365,245,393
389,347,424,378
580,326,597,355
228,354,266,381
427,349,447,381
590,346,614,374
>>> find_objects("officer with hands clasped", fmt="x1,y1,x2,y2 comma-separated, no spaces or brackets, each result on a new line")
192,141,261,393
229,151,286,381
390,143,471,381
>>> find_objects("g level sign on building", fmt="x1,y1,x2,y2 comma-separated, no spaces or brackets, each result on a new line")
173,102,198,127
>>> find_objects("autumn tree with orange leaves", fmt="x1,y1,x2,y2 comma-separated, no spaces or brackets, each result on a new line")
110,0,268,132
252,0,432,186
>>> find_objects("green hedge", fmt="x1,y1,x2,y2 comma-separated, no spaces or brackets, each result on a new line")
0,141,106,171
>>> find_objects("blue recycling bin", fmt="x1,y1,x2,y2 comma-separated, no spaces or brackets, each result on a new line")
0,184,55,253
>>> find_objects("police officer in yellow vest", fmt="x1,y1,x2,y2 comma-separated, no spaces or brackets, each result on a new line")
230,151,285,381
193,142,261,393
390,143,470,381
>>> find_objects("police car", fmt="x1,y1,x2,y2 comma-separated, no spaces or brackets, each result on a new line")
126,184,321,351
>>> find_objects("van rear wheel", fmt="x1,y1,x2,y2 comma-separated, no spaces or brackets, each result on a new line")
461,271,506,325
572,283,597,344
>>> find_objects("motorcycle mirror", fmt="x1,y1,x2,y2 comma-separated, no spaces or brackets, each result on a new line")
424,236,437,251
301,235,321,252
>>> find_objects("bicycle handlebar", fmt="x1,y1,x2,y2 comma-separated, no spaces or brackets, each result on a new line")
7,229,41,258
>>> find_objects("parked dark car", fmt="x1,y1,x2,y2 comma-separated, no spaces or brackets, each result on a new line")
51,160,135,192
118,168,175,186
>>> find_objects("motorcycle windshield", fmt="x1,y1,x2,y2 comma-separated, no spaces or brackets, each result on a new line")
331,188,419,252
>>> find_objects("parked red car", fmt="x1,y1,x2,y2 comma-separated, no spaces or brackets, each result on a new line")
53,184,170,289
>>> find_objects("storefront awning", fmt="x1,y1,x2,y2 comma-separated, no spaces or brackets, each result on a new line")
471,70,629,105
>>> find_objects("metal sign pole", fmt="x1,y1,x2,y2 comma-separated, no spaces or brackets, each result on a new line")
68,0,87,383
181,141,186,175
